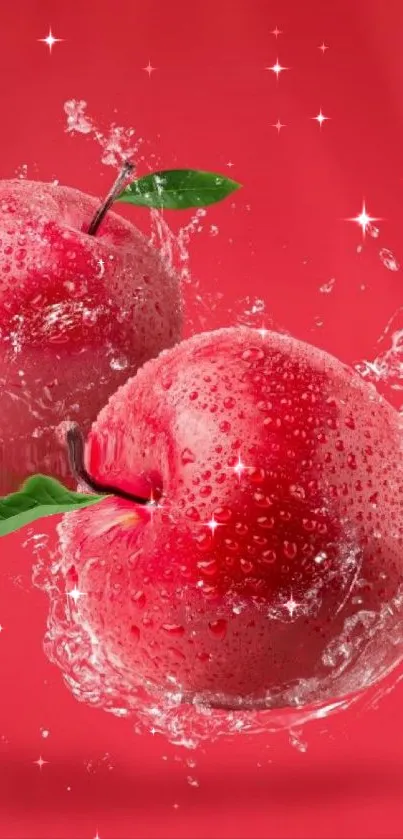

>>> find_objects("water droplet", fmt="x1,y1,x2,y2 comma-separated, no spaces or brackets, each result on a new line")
131,591,146,609
379,248,399,272
257,516,275,529
181,448,195,465
189,391,199,401
208,619,227,638
161,624,185,636
242,347,265,362
161,377,173,390
319,277,336,294
186,506,200,521
347,453,357,470
240,558,254,574
235,521,249,536
110,355,128,371
224,397,235,409
283,541,297,559
219,420,231,432
130,625,140,643
261,549,277,564
213,506,232,523
197,559,219,577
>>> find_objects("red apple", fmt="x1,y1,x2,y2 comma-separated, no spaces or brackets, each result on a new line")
57,327,403,711
0,178,181,493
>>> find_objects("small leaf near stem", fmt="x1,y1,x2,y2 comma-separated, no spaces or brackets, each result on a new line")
87,161,135,236
0,475,105,538
116,169,241,210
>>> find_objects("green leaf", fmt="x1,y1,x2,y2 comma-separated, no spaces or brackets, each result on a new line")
116,169,241,210
0,475,105,537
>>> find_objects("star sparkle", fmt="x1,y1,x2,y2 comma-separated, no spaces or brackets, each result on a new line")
38,28,63,54
272,119,286,133
34,756,48,770
143,61,156,77
233,454,250,480
204,515,223,536
226,161,234,168
347,201,381,237
271,26,283,38
284,594,299,618
68,586,85,604
266,59,288,78
319,42,329,54
313,109,329,127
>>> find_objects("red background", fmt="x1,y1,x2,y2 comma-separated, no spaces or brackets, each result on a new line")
1,1,403,837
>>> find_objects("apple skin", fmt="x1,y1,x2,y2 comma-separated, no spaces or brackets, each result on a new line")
58,327,403,711
0,178,181,493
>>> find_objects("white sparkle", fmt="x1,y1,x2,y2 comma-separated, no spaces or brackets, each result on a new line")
257,327,269,338
266,59,288,78
0,624,3,633
34,756,48,770
38,28,63,54
347,201,381,237
284,595,299,617
68,586,85,604
313,109,329,127
272,119,286,133
226,161,234,168
94,832,101,839
271,26,283,38
205,515,222,535
319,42,329,54
143,61,156,77
233,455,248,480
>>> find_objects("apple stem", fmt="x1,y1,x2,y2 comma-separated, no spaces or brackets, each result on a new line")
66,424,151,505
87,161,135,236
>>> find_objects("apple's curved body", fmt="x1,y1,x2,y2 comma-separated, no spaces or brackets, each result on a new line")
0,179,181,492
55,327,403,711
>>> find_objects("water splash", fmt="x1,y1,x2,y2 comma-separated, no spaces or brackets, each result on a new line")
64,100,141,169
27,528,403,749
355,308,403,396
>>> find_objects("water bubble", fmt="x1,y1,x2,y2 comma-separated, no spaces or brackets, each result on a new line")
208,619,227,638
181,448,196,465
319,278,336,294
379,248,400,272
110,356,129,371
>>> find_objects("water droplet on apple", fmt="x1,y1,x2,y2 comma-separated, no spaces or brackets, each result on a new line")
197,559,219,577
208,619,227,638
241,347,265,362
131,591,146,609
213,506,232,523
161,624,185,636
283,541,298,559
181,448,195,465
110,355,128,371
130,625,140,644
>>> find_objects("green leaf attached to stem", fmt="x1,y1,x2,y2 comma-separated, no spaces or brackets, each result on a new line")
116,169,241,210
0,475,105,537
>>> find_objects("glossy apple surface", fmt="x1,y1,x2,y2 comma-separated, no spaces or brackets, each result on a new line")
0,179,182,492
55,327,403,710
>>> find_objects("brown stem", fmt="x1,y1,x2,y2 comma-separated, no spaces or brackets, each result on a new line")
66,424,151,505
87,161,134,236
